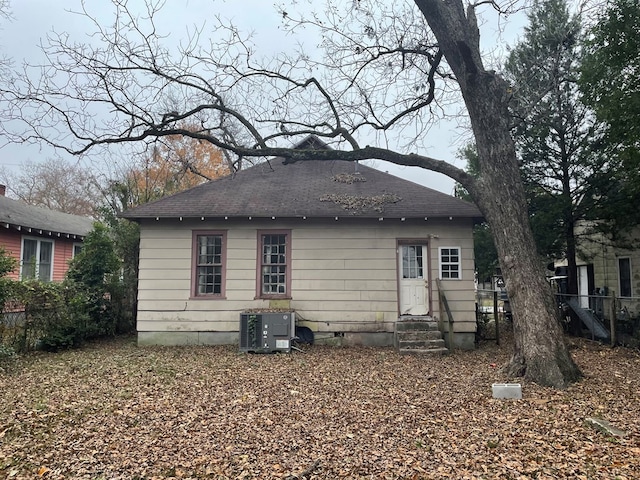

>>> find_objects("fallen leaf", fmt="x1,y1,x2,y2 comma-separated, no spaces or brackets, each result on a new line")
37,466,51,476
0,334,637,479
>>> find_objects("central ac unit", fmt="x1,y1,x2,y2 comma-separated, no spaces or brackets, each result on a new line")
239,312,295,353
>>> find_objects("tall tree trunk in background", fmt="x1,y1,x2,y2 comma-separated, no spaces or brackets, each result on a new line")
416,0,581,387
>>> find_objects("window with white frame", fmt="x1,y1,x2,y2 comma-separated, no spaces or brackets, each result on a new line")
618,257,632,298
72,243,83,258
439,246,461,279
21,237,54,281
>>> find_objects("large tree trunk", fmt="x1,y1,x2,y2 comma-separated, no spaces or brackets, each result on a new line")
416,0,582,387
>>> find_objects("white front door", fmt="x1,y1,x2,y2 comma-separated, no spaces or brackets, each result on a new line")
399,244,429,315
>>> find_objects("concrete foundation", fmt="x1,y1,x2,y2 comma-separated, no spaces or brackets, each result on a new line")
137,330,476,350
138,331,238,346
313,332,395,347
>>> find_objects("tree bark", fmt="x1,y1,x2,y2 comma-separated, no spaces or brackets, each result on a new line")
415,0,581,388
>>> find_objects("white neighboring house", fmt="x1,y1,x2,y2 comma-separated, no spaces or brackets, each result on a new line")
122,137,483,349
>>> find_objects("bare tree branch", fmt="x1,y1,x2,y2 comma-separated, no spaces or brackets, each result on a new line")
0,0,584,387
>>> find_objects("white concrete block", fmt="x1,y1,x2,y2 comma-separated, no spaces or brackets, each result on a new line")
492,383,522,399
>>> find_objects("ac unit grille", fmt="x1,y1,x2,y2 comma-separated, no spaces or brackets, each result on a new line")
239,312,294,353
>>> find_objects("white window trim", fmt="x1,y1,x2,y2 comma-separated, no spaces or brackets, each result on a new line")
20,236,55,281
439,246,461,280
72,242,83,258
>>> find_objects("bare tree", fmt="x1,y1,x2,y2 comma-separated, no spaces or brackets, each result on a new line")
0,1,12,87
0,0,581,387
0,157,102,217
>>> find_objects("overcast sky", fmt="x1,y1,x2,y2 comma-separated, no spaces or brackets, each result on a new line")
0,0,529,195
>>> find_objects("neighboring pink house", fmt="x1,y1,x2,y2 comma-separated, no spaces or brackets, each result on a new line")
0,185,94,281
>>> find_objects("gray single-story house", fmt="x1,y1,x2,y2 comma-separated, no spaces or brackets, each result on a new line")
122,137,482,349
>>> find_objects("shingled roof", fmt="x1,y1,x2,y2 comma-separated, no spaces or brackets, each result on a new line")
122,138,481,221
0,195,94,238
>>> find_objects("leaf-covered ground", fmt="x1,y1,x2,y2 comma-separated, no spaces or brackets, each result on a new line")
1,333,639,479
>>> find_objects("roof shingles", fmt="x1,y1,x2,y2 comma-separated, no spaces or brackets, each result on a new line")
122,157,481,221
0,195,94,237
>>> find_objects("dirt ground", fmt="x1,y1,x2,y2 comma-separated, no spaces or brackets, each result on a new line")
1,332,638,479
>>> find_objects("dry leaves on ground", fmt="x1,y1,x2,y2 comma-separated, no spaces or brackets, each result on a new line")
1,333,639,479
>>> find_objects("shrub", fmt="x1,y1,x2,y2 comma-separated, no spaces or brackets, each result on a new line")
0,245,18,315
2,280,95,352
0,343,16,371
7,280,75,351
66,222,124,338
0,246,17,279
1,223,136,353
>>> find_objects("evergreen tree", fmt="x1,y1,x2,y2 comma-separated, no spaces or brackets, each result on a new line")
580,0,640,238
67,222,123,336
504,0,610,330
581,0,640,157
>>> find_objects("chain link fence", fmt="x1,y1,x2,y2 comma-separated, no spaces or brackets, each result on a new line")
476,288,640,347
0,299,55,352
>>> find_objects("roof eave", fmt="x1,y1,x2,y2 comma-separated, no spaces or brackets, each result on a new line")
122,213,482,223
2,222,88,240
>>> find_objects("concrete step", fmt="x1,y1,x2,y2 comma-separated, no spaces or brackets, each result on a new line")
396,317,448,354
398,347,449,356
396,330,443,341
396,321,440,332
398,338,446,349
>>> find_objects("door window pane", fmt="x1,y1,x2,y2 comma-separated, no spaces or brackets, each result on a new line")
402,245,423,279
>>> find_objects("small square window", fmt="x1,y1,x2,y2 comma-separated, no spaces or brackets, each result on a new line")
439,247,461,280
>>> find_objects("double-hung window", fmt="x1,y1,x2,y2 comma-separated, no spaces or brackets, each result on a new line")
258,230,291,298
192,231,226,298
21,237,54,281
439,246,461,279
